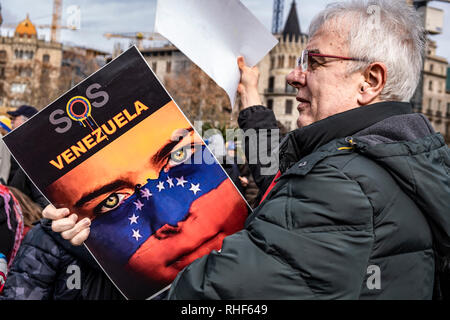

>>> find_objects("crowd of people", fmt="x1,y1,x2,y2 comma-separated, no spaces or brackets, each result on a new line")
1,0,450,300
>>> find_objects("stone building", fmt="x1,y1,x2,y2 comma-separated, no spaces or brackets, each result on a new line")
257,1,307,132
140,44,187,83
60,45,108,92
421,39,450,145
0,15,62,113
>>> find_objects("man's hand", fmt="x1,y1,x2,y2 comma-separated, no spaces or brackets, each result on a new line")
42,204,91,246
237,56,262,109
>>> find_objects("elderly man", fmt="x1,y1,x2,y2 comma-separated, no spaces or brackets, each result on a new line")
44,0,449,299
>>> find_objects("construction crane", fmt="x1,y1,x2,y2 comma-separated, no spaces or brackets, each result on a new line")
0,0,77,43
103,32,165,50
50,0,62,43
272,0,285,34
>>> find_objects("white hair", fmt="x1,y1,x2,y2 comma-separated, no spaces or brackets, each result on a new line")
308,0,426,102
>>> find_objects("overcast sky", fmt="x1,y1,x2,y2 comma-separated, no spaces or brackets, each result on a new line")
1,0,449,62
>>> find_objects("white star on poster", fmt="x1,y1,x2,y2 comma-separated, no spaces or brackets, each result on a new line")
134,200,144,211
132,229,142,241
176,176,188,187
128,214,139,225
157,181,165,192
189,183,201,195
140,188,152,200
166,177,175,188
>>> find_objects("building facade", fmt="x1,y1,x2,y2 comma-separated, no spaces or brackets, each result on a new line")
0,16,62,113
140,44,190,84
257,1,307,132
421,39,450,145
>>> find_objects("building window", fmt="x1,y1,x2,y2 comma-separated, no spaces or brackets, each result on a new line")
43,54,50,63
285,100,293,115
152,62,157,72
23,51,34,60
268,76,275,92
430,64,434,73
437,100,441,111
428,98,433,109
270,57,275,70
428,80,433,91
278,55,284,68
0,50,6,60
10,83,27,93
20,67,32,77
447,103,450,116
267,99,273,110
166,61,171,73
15,50,24,59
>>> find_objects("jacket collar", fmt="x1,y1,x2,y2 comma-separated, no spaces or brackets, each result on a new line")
278,101,413,172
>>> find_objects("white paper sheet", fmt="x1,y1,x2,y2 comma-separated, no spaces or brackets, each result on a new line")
154,0,278,109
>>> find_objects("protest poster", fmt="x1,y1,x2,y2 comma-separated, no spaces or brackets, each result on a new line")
2,46,250,300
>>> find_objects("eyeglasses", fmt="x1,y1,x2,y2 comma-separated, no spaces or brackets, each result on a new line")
298,49,367,72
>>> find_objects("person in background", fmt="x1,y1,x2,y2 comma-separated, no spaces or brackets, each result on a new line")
237,161,259,208
0,185,121,300
0,116,12,185
6,105,38,184
0,216,125,300
6,105,38,131
8,187,42,237
5,105,49,209
221,141,244,194
9,169,49,209
0,253,7,294
0,184,24,294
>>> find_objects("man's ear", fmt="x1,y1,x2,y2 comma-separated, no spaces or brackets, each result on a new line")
357,62,387,106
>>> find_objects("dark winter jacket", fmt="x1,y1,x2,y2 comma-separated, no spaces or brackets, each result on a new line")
168,102,450,299
0,219,124,300
9,168,49,209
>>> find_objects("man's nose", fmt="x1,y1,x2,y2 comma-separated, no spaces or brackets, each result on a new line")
286,67,306,89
